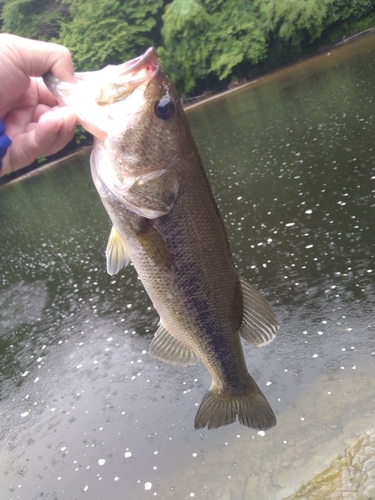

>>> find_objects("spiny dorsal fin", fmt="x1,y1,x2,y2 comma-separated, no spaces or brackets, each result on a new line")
149,321,198,367
106,226,130,275
238,277,279,346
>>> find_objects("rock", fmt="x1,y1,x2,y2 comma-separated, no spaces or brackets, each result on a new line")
283,428,375,500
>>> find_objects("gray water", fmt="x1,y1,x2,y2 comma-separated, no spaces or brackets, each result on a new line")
0,34,374,500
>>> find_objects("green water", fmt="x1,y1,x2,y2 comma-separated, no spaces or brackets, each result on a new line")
0,34,374,499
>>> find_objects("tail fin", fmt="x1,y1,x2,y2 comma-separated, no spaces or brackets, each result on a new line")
194,385,276,431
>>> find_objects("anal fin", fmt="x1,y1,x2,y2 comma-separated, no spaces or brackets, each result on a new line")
149,321,197,367
239,277,279,346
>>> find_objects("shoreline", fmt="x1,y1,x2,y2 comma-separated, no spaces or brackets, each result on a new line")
184,26,375,111
1,26,374,186
0,147,91,189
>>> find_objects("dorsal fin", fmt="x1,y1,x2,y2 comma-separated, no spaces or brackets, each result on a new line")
149,321,198,367
238,277,279,346
106,226,130,275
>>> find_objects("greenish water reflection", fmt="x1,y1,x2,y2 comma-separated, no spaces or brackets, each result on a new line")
0,34,374,499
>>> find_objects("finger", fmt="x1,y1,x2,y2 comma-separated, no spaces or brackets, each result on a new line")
15,78,60,110
5,78,61,114
4,107,76,173
1,34,75,82
5,102,55,133
0,35,75,118
36,107,77,156
32,103,57,124
34,79,61,108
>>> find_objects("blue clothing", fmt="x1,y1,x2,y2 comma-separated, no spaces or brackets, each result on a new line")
0,119,12,169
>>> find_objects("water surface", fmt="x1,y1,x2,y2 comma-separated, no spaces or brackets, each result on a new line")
0,34,374,499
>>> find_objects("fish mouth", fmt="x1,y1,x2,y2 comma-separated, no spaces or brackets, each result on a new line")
93,47,159,105
44,47,160,107
74,47,159,106
117,47,159,81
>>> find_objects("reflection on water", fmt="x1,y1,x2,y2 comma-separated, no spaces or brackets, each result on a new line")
0,34,374,499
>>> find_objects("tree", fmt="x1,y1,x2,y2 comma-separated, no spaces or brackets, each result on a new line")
323,0,375,27
267,0,335,46
1,0,374,96
158,0,212,93
330,0,375,21
1,0,69,40
58,0,163,71
159,0,269,94
207,0,269,80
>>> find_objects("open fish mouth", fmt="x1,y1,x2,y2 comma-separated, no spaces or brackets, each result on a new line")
44,47,159,106
76,47,159,106
112,47,159,82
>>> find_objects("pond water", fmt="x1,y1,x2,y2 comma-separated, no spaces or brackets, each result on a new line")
0,34,374,500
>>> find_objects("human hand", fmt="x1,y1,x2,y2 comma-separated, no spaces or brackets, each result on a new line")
0,34,77,177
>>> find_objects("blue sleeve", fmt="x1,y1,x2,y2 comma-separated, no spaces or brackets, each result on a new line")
0,119,12,169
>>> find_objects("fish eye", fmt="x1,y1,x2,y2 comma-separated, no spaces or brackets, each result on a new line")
154,95,175,120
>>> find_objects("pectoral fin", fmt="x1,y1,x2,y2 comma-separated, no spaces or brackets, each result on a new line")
106,226,130,275
149,321,197,367
238,277,279,346
131,217,173,269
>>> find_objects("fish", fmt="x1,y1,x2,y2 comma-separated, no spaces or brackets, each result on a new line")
44,48,279,430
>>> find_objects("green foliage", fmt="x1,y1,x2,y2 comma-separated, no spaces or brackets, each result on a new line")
327,0,375,22
158,0,212,93
267,0,335,45
159,0,269,94
1,0,68,39
206,0,269,78
319,10,375,46
1,0,374,94
74,125,89,145
58,0,163,71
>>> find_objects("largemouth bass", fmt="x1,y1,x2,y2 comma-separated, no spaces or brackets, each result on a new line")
44,48,279,430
